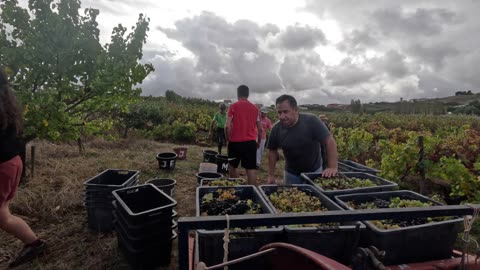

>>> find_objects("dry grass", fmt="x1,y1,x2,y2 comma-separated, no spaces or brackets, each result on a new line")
0,139,284,270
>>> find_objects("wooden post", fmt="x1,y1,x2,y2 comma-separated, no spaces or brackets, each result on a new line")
31,145,35,178
417,136,426,194
19,140,27,184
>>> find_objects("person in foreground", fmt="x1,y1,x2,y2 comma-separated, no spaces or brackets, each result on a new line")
0,67,46,268
267,94,338,184
225,85,262,185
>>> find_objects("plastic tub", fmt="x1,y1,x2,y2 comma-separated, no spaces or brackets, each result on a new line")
196,185,283,268
173,146,188,160
112,184,177,225
215,154,229,174
86,205,114,232
338,160,380,175
199,162,218,173
335,190,463,265
84,169,140,189
259,184,363,264
146,178,176,197
195,172,223,185
203,149,218,163
117,228,177,268
156,152,177,170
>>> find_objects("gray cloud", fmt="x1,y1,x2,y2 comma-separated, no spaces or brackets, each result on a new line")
372,8,458,37
279,52,324,90
337,29,379,54
371,50,409,78
407,43,459,71
137,1,480,105
326,59,375,86
276,25,326,50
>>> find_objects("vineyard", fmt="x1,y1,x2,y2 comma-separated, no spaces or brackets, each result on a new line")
118,96,480,205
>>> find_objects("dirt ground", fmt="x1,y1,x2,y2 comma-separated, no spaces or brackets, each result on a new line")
0,139,285,270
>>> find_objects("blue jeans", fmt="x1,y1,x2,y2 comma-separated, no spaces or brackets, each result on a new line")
284,167,323,185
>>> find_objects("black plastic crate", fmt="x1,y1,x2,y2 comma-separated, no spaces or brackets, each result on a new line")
114,217,176,250
117,228,177,268
84,169,140,189
113,184,177,225
259,184,362,264
195,172,223,185
196,185,283,269
113,208,174,239
338,160,380,175
335,190,463,265
301,172,398,200
86,205,114,232
200,178,246,186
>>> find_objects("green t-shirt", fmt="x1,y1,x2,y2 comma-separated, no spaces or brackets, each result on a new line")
213,113,226,128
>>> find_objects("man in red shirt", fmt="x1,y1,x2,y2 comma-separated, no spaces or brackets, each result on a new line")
225,85,262,185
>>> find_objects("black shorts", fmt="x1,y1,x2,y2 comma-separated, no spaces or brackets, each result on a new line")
227,141,257,169
216,128,225,145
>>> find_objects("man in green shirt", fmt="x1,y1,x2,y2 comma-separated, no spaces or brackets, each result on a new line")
209,103,227,154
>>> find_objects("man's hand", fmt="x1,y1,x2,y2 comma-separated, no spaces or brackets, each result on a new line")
267,175,276,184
256,141,260,149
321,167,338,178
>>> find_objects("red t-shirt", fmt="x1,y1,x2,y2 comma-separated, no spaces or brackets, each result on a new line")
227,99,259,142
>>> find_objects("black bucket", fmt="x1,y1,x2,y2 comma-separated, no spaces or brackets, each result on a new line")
146,178,176,197
195,172,223,185
203,150,218,163
156,152,177,170
216,154,229,174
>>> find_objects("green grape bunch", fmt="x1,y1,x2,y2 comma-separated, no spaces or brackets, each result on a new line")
314,176,377,190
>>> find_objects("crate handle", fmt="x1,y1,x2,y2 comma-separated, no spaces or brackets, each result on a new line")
117,170,130,175
125,188,140,194
148,211,168,217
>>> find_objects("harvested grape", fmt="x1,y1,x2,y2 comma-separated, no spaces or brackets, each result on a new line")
346,197,451,229
268,187,337,227
313,176,377,190
200,189,262,216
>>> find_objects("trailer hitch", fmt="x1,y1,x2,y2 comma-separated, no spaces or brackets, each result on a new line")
352,246,387,270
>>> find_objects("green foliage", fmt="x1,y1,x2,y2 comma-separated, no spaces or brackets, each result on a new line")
0,0,153,141
427,157,479,199
332,127,374,161
172,121,196,143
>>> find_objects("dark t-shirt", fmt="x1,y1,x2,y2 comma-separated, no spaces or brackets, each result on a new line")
0,124,22,163
267,113,330,175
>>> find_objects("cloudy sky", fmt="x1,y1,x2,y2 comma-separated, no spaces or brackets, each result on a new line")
73,1,480,105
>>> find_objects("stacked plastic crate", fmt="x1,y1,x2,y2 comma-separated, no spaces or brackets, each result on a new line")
83,169,139,232
112,184,177,269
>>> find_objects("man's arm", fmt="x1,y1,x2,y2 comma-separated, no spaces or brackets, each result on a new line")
224,115,232,144
256,119,262,148
267,149,278,184
321,135,338,177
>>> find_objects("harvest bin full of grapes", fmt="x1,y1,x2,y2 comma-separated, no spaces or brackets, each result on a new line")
195,185,283,269
335,190,463,265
